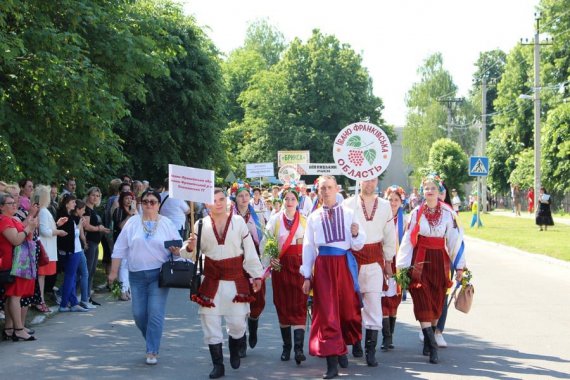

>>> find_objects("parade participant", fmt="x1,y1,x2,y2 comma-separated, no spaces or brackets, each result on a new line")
108,189,182,365
262,185,308,364
230,182,265,353
396,174,466,364
342,177,396,367
451,189,461,212
382,185,406,352
301,175,366,379
249,188,267,226
298,183,312,217
184,188,263,379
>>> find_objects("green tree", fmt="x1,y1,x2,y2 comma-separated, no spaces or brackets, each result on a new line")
226,29,392,175
425,138,469,193
243,18,286,67
508,148,534,189
403,53,476,182
542,102,570,194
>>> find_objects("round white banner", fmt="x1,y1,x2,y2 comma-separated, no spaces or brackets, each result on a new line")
278,164,300,184
332,122,392,180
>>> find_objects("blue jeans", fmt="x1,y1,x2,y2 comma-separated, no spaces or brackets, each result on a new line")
129,268,170,355
470,214,483,227
76,251,89,303
61,252,82,307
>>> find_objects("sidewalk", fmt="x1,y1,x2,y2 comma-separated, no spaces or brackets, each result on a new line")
488,208,570,226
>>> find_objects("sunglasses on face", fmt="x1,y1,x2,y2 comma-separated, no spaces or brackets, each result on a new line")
142,199,158,206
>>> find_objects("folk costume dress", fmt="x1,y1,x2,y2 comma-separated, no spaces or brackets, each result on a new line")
396,202,465,322
232,203,266,319
189,214,264,345
382,206,406,316
343,196,396,330
301,203,366,357
264,209,308,326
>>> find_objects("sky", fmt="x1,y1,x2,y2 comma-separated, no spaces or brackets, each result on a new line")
181,0,540,127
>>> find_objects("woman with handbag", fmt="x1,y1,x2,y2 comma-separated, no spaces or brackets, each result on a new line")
262,186,308,365
396,175,466,364
36,185,68,312
108,188,181,365
0,193,39,341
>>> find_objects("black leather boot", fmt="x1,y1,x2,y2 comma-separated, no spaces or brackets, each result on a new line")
238,333,246,358
208,343,225,378
381,317,392,351
228,336,241,369
323,355,339,379
422,327,439,364
280,326,292,361
248,317,259,348
352,340,363,357
364,329,378,367
388,316,396,349
293,329,306,365
338,354,348,368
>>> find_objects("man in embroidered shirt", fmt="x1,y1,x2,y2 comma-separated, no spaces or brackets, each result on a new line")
343,177,396,366
301,175,366,379
184,188,263,379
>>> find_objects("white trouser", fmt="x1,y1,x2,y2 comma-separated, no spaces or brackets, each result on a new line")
201,314,247,345
359,262,384,330
119,258,130,292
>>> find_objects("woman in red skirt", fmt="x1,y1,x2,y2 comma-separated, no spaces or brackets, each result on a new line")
396,175,466,364
262,186,308,364
0,193,38,341
381,185,407,351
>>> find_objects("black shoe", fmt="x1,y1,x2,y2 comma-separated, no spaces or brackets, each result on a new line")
364,329,378,367
89,298,101,306
12,328,36,342
381,317,391,351
280,326,292,361
388,316,396,349
352,340,363,357
238,333,247,358
228,336,241,369
293,329,306,365
248,317,258,348
323,356,339,379
2,328,13,341
338,354,348,368
208,343,225,378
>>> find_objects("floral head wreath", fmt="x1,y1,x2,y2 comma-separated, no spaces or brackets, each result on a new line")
281,181,301,201
229,180,251,201
419,173,444,196
384,185,406,201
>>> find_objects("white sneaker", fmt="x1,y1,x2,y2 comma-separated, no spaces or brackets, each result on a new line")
419,330,424,342
435,333,447,348
80,302,97,310
146,355,158,365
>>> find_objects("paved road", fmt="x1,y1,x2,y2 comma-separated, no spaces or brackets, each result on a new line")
1,237,570,379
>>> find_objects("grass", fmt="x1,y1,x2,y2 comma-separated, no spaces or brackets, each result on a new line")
457,212,570,262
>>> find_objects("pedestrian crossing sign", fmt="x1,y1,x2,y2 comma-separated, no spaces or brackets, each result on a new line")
469,156,489,177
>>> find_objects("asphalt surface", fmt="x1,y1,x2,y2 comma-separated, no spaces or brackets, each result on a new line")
1,236,569,379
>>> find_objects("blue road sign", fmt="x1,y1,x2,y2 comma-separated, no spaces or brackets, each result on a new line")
469,156,489,177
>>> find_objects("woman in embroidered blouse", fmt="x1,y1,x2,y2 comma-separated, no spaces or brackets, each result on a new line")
381,185,406,351
262,187,308,364
396,175,465,364
108,188,182,365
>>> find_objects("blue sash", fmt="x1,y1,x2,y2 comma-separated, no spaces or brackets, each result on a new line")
318,246,360,293
397,207,405,243
451,241,465,289
248,204,263,243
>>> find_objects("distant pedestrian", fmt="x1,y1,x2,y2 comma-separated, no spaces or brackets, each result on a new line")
470,193,483,228
535,187,554,231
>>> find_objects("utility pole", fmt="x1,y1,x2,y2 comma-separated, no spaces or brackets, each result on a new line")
480,78,487,213
437,97,464,138
521,13,552,211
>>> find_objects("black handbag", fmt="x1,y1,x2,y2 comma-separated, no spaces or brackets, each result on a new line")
158,219,203,289
0,269,15,285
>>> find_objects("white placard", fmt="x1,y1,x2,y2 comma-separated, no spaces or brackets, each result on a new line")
168,164,214,204
246,162,274,178
277,164,300,183
332,122,392,180
297,163,342,176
